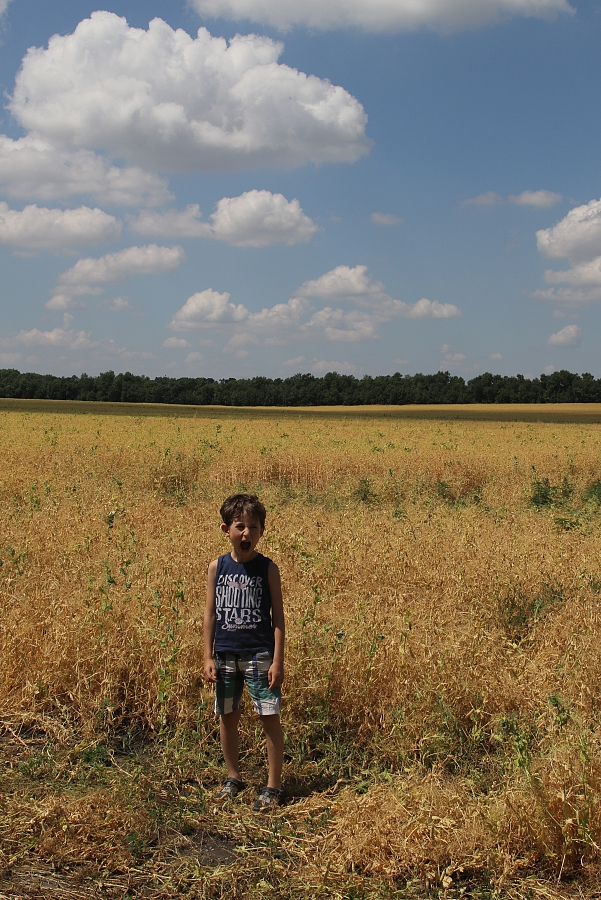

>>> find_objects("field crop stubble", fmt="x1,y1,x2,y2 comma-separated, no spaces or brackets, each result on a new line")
1,406,601,897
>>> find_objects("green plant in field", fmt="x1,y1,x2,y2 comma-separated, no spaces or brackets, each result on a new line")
498,582,565,640
583,478,601,504
354,477,377,503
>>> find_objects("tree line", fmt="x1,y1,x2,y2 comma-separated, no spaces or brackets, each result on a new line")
1,367,601,406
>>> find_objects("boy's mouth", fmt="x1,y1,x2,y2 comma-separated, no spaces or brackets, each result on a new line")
240,540,251,552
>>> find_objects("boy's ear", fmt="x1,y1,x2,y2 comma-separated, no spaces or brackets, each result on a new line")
220,522,230,536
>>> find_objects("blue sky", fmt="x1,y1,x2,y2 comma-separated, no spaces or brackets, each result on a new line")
1,0,601,380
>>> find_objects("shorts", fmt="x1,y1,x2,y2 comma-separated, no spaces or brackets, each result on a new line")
214,650,282,717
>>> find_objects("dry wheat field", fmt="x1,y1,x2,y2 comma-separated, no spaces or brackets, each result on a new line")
2,400,601,899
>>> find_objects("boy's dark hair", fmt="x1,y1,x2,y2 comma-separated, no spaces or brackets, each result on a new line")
220,494,266,529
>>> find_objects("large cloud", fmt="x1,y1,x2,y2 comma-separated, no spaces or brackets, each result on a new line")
534,198,601,306
548,324,581,347
189,0,573,32
537,199,601,261
130,190,318,246
168,264,462,352
48,244,185,309
0,203,120,249
10,12,370,173
0,136,171,206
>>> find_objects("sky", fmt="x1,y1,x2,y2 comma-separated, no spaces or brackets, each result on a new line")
1,0,601,381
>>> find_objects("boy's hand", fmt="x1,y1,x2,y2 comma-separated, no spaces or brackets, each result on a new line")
203,659,217,683
268,660,284,689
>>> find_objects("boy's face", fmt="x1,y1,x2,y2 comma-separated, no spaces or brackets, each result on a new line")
221,511,264,562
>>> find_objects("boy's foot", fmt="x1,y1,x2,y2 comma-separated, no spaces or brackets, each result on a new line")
213,778,246,802
252,786,283,812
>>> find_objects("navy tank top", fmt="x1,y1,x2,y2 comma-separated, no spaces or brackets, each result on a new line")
214,552,274,654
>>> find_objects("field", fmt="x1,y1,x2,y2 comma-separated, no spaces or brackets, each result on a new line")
2,401,601,899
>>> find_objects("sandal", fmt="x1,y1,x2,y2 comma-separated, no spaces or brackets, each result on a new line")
252,786,283,812
213,777,246,802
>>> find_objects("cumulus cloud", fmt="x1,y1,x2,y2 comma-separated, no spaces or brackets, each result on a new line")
10,12,369,174
4,314,94,350
298,265,461,318
169,263,461,353
312,358,359,374
548,324,581,347
490,352,503,360
170,289,250,330
0,136,171,206
189,0,573,33
163,337,191,348
509,189,562,208
0,202,120,249
370,212,403,226
48,244,185,310
130,191,317,246
537,199,601,261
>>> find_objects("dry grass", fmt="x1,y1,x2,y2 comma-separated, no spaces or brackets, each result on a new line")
2,403,601,897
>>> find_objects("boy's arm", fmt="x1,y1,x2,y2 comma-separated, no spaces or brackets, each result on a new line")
267,561,285,690
203,559,218,683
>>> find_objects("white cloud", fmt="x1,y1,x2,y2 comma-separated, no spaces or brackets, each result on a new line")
8,315,94,350
10,12,370,173
463,191,504,206
109,297,131,311
163,337,192,348
298,265,461,318
0,136,171,206
0,352,22,366
130,191,317,246
0,202,120,249
548,324,581,347
544,257,601,288
394,357,409,366
185,351,205,364
189,0,573,33
170,289,249,330
536,199,601,261
370,212,403,226
509,189,562,208
169,264,461,351
311,358,358,374
490,352,503,360
283,355,306,366
48,244,185,310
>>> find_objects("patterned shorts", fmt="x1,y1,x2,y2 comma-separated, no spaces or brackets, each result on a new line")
214,650,282,716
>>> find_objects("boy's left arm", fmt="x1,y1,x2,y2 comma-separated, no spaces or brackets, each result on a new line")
268,561,285,690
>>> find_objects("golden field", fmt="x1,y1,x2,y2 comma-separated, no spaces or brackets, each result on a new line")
2,400,601,899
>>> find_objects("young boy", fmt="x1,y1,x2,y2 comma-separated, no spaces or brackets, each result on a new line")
203,493,285,811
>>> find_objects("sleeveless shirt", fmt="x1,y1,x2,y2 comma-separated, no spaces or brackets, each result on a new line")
213,552,274,654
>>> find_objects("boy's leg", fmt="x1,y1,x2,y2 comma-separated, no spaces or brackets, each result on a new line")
220,709,243,781
259,714,283,790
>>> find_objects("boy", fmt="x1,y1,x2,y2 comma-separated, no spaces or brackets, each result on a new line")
203,493,285,812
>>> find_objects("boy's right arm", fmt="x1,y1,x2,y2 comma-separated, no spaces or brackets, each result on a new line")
203,559,218,683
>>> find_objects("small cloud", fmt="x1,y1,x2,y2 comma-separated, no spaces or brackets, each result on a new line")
185,352,204,364
394,358,408,365
544,365,556,374
312,358,359,375
509,190,562,208
548,324,581,347
109,296,131,310
464,191,503,207
283,355,306,366
490,352,503,360
370,212,403,226
163,337,191,349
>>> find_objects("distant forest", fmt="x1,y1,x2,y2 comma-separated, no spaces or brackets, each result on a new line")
1,368,601,406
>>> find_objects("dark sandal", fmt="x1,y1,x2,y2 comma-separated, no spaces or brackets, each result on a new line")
213,778,245,801
252,786,283,812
